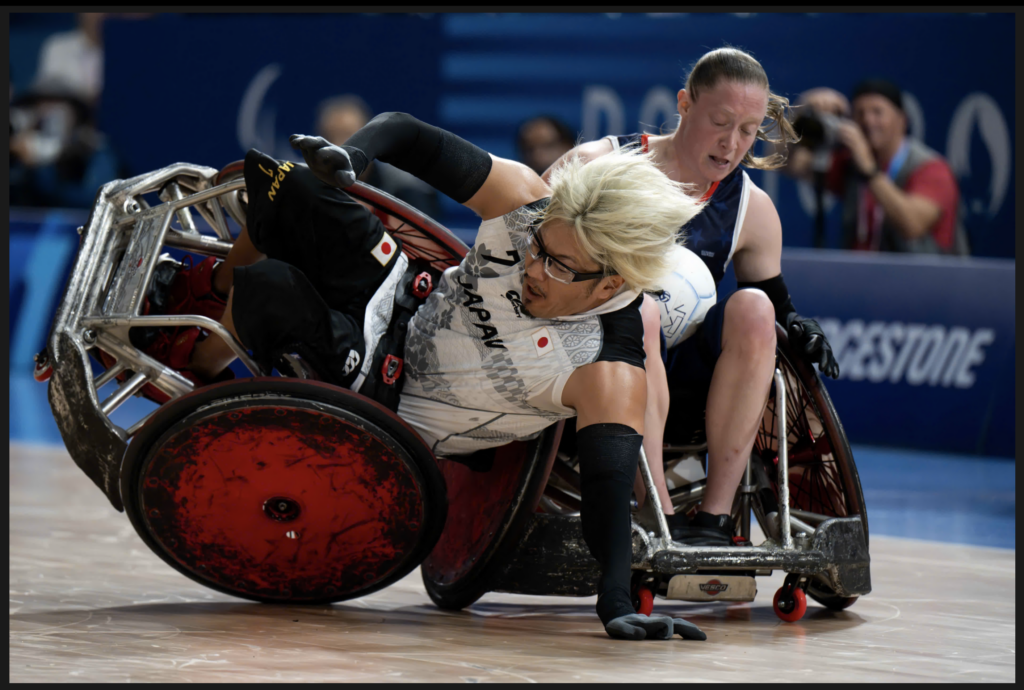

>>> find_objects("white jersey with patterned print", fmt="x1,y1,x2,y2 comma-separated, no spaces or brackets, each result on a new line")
398,199,644,457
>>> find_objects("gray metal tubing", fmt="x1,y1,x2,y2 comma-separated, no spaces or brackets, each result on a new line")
94,332,194,400
93,361,127,390
790,508,831,525
207,198,232,241
48,190,116,356
789,513,817,537
164,229,233,258
741,458,753,538
167,178,246,211
638,447,672,541
168,179,243,241
126,406,161,437
774,368,793,550
671,479,705,500
103,206,176,316
165,182,198,234
100,371,149,416
221,190,248,229
82,315,263,377
108,163,219,201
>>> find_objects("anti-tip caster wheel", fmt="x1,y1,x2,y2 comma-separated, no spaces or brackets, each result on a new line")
633,586,655,617
773,574,807,622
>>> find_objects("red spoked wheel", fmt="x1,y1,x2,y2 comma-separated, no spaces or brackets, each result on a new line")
773,576,808,622
121,378,447,604
634,586,655,617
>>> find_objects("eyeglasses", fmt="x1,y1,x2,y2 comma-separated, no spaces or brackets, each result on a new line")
525,228,613,285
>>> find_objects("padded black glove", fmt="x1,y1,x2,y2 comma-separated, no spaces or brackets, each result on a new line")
605,613,708,641
289,134,357,188
785,311,840,379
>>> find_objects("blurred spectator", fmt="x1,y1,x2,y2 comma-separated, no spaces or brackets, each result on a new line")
317,94,440,219
784,79,968,255
34,13,105,105
10,79,122,208
516,115,575,175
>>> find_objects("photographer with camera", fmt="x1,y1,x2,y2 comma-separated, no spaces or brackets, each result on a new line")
785,79,968,255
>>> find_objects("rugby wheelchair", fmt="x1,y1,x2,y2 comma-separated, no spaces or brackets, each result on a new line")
37,160,870,623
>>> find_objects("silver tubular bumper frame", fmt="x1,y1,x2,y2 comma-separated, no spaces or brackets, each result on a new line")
45,163,266,511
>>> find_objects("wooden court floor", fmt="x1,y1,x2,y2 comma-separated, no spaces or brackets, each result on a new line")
9,442,1015,683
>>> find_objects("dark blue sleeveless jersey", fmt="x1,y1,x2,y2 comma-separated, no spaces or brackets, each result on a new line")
612,134,752,286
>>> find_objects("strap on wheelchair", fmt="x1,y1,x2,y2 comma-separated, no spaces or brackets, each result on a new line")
358,261,440,412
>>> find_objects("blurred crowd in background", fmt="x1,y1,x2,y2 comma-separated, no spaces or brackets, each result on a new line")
9,13,1009,259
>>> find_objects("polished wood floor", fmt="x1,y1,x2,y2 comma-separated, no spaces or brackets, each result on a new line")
10,442,1015,683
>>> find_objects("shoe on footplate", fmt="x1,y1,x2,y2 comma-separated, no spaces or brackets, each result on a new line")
670,511,751,547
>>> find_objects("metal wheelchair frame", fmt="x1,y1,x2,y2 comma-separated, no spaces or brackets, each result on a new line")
43,160,870,613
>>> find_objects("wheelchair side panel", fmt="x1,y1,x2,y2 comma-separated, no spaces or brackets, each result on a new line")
422,424,562,608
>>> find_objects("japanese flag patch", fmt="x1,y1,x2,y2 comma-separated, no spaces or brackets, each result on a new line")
532,328,554,358
371,231,397,266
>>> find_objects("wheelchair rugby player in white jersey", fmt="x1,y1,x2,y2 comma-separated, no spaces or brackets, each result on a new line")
168,112,712,641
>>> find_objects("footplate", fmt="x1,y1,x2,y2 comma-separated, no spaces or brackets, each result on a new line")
491,513,870,599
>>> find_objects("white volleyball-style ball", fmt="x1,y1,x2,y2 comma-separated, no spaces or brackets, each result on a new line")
655,243,717,350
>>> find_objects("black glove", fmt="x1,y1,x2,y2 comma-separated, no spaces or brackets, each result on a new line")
785,312,840,379
288,134,357,188
605,613,707,641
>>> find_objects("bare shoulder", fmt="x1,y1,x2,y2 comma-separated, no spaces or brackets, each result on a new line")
562,360,647,432
541,138,616,183
573,137,617,161
733,175,783,280
740,177,783,245
464,155,551,221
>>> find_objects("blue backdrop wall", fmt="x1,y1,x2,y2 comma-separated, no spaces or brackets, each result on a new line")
90,12,1014,258
9,13,1015,457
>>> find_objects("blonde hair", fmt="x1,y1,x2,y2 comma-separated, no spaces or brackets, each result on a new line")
685,46,800,170
538,148,705,293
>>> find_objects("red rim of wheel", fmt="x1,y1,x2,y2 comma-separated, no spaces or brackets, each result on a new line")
121,380,447,604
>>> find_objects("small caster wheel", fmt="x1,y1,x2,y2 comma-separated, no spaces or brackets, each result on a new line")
634,586,654,616
33,350,53,383
773,575,807,622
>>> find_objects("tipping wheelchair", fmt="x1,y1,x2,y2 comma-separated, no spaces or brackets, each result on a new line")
38,159,869,623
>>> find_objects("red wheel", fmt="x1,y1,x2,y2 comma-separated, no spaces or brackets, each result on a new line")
32,351,53,382
635,586,655,616
773,584,807,622
121,378,447,604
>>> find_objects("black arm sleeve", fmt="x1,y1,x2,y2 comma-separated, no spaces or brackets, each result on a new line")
577,422,643,626
737,273,797,326
342,112,493,203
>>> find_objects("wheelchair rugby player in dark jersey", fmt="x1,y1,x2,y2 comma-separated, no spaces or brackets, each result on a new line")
545,47,841,547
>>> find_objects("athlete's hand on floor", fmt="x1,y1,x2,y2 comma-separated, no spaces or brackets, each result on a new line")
786,312,840,379
605,613,707,641
289,134,357,188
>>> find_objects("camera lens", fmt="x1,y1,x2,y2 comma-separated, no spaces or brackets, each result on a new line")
793,113,827,150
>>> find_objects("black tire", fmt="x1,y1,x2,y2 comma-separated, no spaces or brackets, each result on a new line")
121,378,447,605
806,578,859,611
